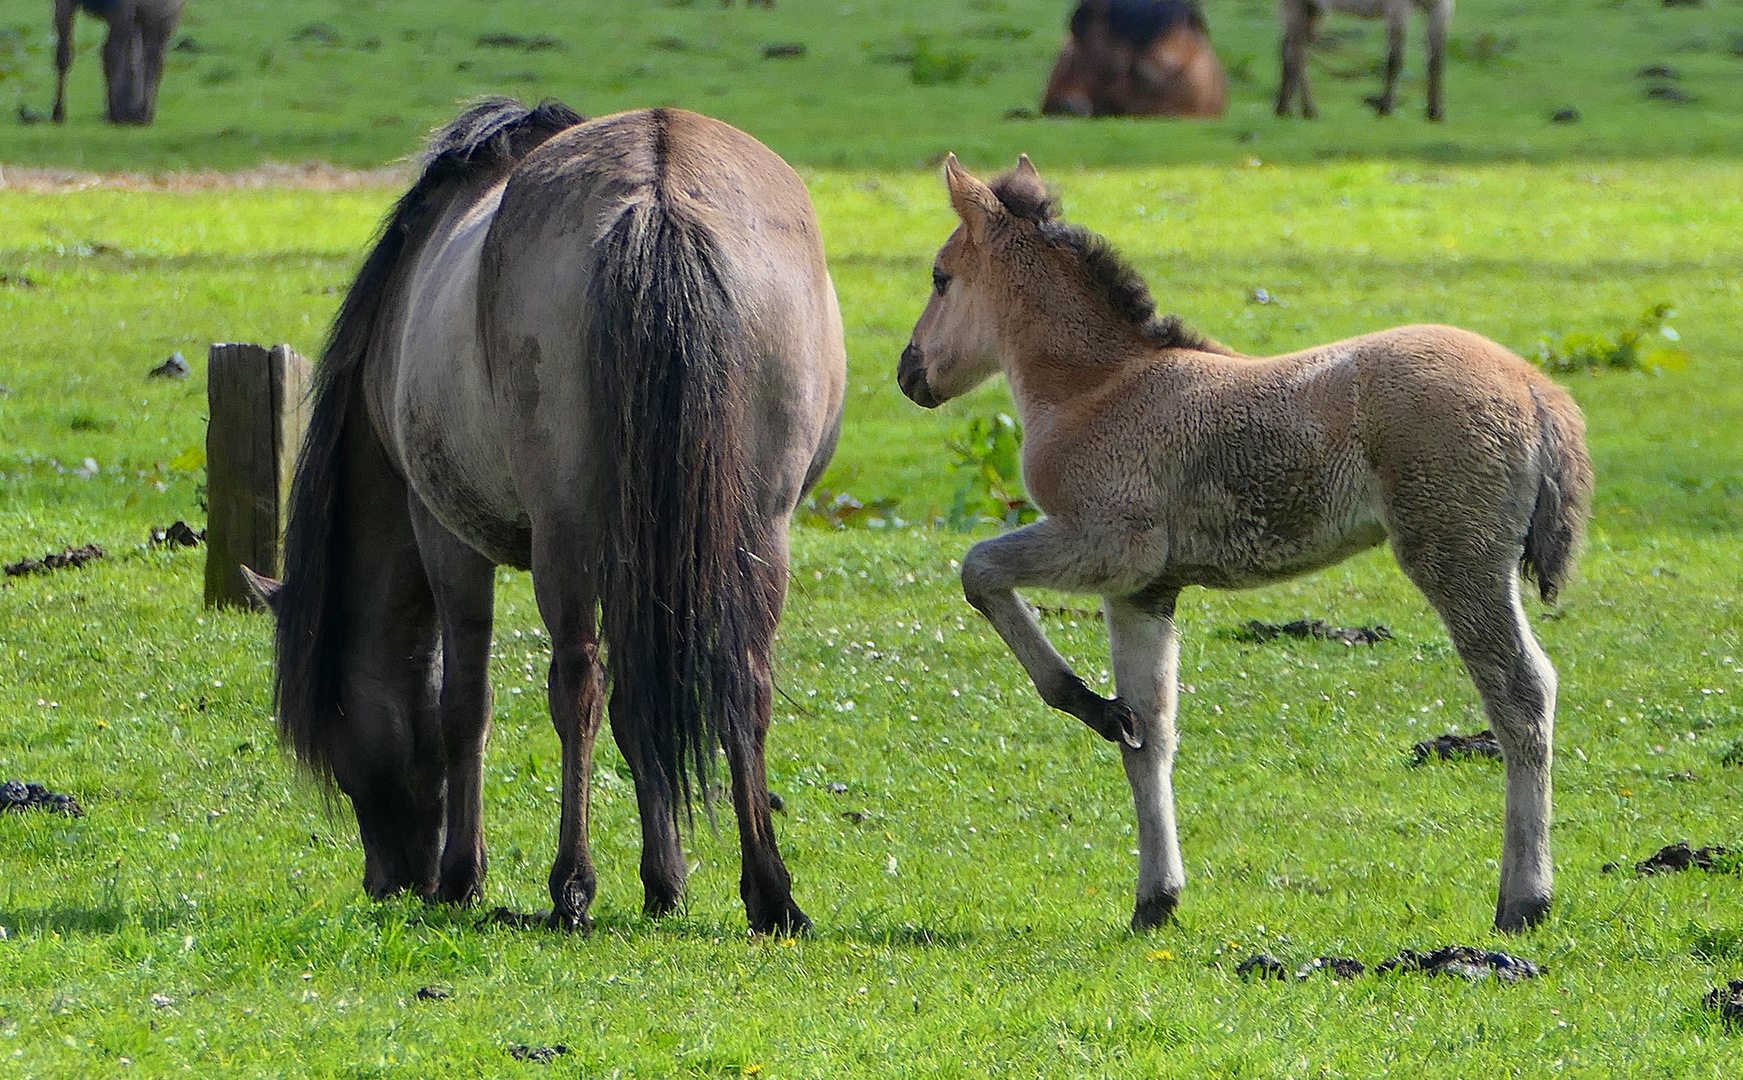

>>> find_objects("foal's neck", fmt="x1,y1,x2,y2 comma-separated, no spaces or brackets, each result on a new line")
998,303,1161,412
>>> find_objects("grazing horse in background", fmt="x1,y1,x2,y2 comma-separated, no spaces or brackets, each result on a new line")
53,0,184,124
247,99,847,934
1042,0,1227,119
1276,0,1454,120
898,155,1591,933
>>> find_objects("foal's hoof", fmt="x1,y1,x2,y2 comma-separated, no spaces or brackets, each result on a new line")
1130,890,1179,931
1493,895,1551,934
1092,697,1143,750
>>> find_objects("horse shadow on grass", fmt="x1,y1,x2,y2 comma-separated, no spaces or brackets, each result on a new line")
0,900,186,937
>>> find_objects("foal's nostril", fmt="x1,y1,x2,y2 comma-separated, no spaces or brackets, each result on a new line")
896,344,941,409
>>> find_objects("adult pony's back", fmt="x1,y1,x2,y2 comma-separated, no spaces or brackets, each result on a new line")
262,99,846,933
1042,0,1227,118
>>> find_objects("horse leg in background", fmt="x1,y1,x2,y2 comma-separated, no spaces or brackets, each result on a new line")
99,0,138,124
533,549,607,930
1364,4,1408,115
960,520,1141,748
1399,553,1556,932
1424,0,1450,120
410,502,497,905
723,546,808,935
51,0,77,123
1275,0,1320,118
1105,593,1187,930
133,1,178,124
608,680,688,916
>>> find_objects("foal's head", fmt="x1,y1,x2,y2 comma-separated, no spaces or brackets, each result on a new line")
899,154,1197,409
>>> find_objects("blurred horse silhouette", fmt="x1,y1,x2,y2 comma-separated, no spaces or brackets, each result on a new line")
53,0,184,124
1275,0,1454,121
1041,0,1227,119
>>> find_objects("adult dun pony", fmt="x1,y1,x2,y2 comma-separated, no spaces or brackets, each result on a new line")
250,99,847,934
1042,0,1227,120
897,155,1590,933
52,0,184,124
1275,0,1454,120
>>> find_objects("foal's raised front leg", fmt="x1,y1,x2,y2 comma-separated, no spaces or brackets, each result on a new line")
960,521,1141,748
1106,593,1187,930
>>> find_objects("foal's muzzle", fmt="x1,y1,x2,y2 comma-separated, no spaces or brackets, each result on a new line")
897,344,942,409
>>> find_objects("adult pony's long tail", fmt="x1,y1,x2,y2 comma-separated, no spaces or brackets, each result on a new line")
1521,385,1594,605
273,97,582,783
588,152,779,820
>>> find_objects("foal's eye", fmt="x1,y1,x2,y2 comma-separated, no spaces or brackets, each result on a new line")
932,268,952,296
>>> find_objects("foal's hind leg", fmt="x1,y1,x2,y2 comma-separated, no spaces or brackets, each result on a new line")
411,503,497,905
1402,558,1557,932
1106,592,1187,930
532,558,607,931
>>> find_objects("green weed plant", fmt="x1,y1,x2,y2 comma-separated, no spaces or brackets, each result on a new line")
1536,301,1691,375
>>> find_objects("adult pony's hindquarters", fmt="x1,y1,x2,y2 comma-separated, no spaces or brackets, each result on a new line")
898,155,1591,933
1275,0,1454,121
1042,0,1227,119
259,100,846,934
53,0,184,124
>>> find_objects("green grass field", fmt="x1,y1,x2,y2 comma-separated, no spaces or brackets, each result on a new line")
4,1,1743,1077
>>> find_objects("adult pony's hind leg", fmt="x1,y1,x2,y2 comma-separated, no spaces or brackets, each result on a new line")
608,682,689,916
1275,2,1319,118
960,520,1142,748
52,0,76,123
410,502,497,905
726,571,809,936
532,548,607,930
1400,555,1557,933
1106,592,1187,930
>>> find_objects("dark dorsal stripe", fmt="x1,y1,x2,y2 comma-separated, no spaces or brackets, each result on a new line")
988,168,1209,351
1070,0,1209,48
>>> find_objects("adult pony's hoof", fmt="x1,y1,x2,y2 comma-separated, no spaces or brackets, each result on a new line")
1130,890,1179,931
748,900,812,937
1494,895,1551,934
1363,94,1395,116
546,908,594,933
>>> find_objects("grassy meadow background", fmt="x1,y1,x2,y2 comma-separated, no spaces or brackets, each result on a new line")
2,0,1743,1076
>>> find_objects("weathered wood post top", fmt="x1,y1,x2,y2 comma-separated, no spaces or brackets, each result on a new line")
204,343,311,609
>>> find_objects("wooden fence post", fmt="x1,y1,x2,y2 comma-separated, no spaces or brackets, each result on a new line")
204,343,311,609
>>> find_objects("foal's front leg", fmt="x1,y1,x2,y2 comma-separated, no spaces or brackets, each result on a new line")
959,521,1141,748
1106,594,1187,930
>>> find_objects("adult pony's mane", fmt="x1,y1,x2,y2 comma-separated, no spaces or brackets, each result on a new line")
275,97,583,784
988,167,1210,351
1070,0,1208,47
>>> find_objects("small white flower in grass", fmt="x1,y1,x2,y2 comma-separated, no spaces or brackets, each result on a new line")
885,855,898,876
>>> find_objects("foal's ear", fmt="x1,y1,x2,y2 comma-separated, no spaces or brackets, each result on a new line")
943,153,1001,245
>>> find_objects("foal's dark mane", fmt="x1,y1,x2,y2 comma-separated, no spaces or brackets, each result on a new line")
275,97,582,783
989,169,1209,351
1071,0,1208,47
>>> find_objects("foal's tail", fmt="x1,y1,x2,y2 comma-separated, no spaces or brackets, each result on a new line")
587,163,779,821
1521,384,1594,605
273,97,582,782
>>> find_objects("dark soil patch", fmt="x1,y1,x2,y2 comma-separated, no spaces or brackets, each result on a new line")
1646,85,1693,103
1410,729,1503,764
1235,953,1288,980
0,781,84,816
1236,619,1392,646
762,43,807,59
476,34,565,52
1550,106,1581,123
1295,956,1365,980
1704,979,1743,1028
4,543,105,577
414,985,451,1001
1635,841,1733,875
507,1044,568,1064
1638,64,1680,79
487,906,552,931
149,521,205,547
1377,946,1541,982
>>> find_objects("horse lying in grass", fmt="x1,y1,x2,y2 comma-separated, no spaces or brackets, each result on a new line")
897,154,1591,933
53,0,183,124
1042,0,1227,119
247,98,846,934
1275,0,1454,120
